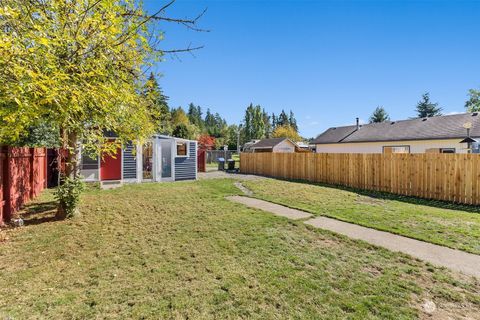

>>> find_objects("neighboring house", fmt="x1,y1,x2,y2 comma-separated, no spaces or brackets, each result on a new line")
295,141,313,152
248,138,297,153
312,112,480,154
242,140,261,152
80,135,197,185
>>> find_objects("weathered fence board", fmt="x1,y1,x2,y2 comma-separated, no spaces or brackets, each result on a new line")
240,152,480,205
0,147,47,225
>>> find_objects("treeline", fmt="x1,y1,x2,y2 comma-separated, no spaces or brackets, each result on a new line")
369,89,480,123
145,73,302,150
143,73,238,149
242,104,300,142
15,72,303,150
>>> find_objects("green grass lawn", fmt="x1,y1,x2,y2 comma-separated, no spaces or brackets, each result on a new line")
243,178,480,255
0,179,479,319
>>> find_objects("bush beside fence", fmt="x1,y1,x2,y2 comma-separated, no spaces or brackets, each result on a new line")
240,152,480,205
0,147,47,225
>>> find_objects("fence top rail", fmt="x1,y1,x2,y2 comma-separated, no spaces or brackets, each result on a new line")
240,152,480,157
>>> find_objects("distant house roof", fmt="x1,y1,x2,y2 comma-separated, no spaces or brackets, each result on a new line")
251,138,295,149
312,112,480,144
295,141,310,148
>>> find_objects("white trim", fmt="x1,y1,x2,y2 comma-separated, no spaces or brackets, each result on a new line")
175,140,189,158
170,138,176,182
155,134,197,143
136,143,142,183
194,141,198,180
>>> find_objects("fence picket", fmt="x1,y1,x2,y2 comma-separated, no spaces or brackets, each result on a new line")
240,152,480,206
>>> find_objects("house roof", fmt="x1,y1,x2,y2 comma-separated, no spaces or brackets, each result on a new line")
312,112,480,144
250,138,295,149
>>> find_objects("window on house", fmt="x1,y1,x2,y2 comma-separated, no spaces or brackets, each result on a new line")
176,142,188,157
383,146,410,154
440,148,455,154
81,152,98,170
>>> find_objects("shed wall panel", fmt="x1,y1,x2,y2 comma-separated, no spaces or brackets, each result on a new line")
175,142,197,181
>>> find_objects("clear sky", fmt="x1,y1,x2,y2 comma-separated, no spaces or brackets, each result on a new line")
144,0,480,138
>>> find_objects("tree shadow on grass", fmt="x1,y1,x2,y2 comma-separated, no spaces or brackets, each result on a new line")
275,177,480,214
20,200,60,225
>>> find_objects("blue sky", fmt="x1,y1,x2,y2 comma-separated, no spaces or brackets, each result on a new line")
144,0,480,138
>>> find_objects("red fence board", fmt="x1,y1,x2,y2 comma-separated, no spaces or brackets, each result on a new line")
197,148,206,173
0,147,47,225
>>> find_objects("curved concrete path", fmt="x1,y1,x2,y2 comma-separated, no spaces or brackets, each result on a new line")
228,195,480,278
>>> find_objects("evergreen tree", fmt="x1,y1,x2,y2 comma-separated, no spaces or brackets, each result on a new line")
204,108,216,135
187,103,204,130
271,113,277,129
143,73,171,134
277,110,289,127
415,93,442,118
263,109,272,138
369,106,390,123
288,110,298,131
172,123,192,140
465,89,480,112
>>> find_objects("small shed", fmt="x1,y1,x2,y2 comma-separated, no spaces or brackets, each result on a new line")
249,138,297,153
80,135,197,184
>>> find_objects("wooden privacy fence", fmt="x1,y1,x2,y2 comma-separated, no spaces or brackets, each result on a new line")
240,152,480,205
0,147,47,225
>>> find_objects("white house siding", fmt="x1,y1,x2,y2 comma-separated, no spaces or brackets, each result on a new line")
272,140,296,153
315,139,475,154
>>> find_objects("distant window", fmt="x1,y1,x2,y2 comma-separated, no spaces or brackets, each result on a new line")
176,142,188,157
383,146,410,154
440,148,455,154
472,142,480,154
81,152,98,170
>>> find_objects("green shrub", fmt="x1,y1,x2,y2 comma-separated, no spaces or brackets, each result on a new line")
55,177,85,218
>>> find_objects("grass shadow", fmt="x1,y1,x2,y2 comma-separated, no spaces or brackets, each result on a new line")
266,176,480,214
20,200,60,225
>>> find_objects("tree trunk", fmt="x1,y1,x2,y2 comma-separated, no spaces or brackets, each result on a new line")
56,130,80,219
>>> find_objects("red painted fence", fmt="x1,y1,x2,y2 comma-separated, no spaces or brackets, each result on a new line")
197,148,206,173
0,147,47,225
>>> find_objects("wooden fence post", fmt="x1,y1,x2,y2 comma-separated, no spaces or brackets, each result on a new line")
0,147,6,225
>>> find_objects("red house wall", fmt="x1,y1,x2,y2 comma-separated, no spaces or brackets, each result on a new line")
100,148,122,181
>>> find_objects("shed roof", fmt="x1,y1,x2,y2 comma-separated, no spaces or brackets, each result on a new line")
312,112,480,144
250,138,295,149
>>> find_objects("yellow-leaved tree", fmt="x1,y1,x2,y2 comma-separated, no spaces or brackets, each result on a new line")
272,125,301,141
0,0,203,217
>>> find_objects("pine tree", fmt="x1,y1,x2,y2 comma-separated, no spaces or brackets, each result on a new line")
271,113,277,129
369,106,390,123
277,110,289,127
187,103,204,130
288,111,298,131
143,73,171,134
465,89,480,112
415,93,442,118
263,109,272,138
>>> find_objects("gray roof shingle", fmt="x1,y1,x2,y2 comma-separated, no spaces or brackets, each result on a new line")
312,112,480,144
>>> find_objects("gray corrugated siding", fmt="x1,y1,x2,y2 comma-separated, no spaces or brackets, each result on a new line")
123,142,137,179
175,142,196,181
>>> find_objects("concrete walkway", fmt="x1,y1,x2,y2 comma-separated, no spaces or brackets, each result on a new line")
227,195,480,278
228,196,312,220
